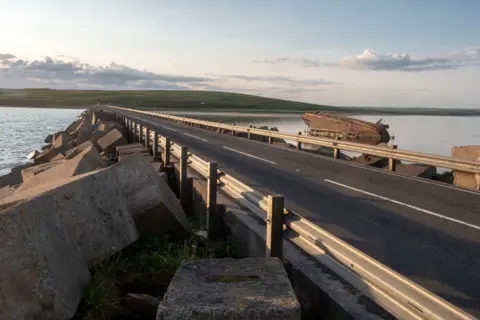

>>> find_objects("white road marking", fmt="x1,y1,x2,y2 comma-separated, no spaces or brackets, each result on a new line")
161,125,177,132
324,179,480,231
183,132,208,142
223,147,277,165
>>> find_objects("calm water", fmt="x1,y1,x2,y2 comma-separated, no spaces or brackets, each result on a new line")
0,107,478,176
0,107,84,176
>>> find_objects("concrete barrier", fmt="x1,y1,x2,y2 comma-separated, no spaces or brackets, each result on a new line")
452,145,480,190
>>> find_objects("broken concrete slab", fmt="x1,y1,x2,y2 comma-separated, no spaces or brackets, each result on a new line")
97,128,128,155
116,142,144,154
114,153,191,236
17,146,107,193
0,196,90,320
452,145,480,190
157,258,301,320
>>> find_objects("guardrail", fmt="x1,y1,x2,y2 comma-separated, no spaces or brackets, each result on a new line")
109,105,480,175
114,109,475,320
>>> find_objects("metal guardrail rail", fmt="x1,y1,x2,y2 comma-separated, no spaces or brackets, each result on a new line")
109,105,480,175
114,109,476,320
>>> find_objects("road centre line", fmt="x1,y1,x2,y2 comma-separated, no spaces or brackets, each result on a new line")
324,179,480,231
223,146,277,165
183,132,208,142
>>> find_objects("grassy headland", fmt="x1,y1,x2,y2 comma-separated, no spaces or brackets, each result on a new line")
1,88,479,116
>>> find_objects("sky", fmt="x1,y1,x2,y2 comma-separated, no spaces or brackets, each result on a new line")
0,0,479,108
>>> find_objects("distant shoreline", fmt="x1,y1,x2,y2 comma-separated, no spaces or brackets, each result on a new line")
1,88,479,116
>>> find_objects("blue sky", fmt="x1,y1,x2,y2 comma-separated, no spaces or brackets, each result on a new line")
1,0,479,108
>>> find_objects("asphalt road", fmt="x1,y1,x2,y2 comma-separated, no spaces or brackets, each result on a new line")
116,109,480,317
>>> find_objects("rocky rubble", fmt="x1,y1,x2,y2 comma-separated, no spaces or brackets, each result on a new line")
0,108,191,320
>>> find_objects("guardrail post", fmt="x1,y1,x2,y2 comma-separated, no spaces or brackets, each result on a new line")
248,125,252,139
139,124,144,144
232,124,236,136
153,132,159,159
333,144,340,159
207,162,220,239
145,127,150,149
180,146,188,210
164,138,171,165
132,121,137,143
267,195,284,260
389,145,398,171
268,136,273,144
297,132,302,150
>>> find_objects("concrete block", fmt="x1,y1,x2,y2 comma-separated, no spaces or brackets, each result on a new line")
41,144,52,150
0,164,31,188
394,163,437,179
27,150,40,160
51,152,66,161
114,153,191,236
53,131,71,150
451,145,480,190
0,197,90,320
157,258,301,320
21,159,65,182
44,133,53,143
17,146,107,193
116,142,144,154
97,128,128,155
0,186,15,199
34,146,61,165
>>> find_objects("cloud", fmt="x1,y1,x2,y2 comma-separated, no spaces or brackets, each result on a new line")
0,53,210,89
0,53,15,60
252,47,480,72
207,73,338,86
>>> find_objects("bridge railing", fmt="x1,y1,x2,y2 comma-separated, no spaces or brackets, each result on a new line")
114,109,475,320
108,105,480,175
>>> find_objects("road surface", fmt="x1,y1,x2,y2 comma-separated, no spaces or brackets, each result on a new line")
115,109,480,317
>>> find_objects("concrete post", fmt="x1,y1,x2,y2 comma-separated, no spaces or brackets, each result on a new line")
145,127,150,149
207,162,219,239
139,124,144,144
164,138,171,165
297,132,302,150
389,145,398,171
266,195,284,260
153,132,159,159
180,146,188,210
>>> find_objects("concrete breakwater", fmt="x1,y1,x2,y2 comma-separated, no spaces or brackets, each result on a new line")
0,109,302,319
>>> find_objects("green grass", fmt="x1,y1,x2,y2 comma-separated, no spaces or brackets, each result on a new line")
76,234,233,320
1,88,479,116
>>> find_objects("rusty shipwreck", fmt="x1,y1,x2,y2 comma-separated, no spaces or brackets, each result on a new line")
301,111,391,145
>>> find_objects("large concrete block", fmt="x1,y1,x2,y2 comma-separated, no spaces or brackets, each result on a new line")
451,145,480,190
97,128,128,155
0,186,15,200
115,153,191,236
44,133,53,143
0,196,90,320
34,146,61,165
157,258,301,320
17,146,107,193
0,163,31,188
21,159,65,182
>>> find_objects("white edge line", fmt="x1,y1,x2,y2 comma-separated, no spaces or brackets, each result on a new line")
223,146,277,165
161,125,176,132
183,132,208,142
324,179,480,231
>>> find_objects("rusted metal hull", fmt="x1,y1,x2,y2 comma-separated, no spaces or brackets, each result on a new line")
302,112,390,145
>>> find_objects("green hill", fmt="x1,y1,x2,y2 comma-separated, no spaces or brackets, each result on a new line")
0,88,479,116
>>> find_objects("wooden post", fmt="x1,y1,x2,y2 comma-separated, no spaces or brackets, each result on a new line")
153,132,159,159
180,146,188,210
145,127,150,148
207,162,219,239
248,125,252,139
333,147,339,159
232,124,236,136
266,195,284,260
297,132,302,150
389,145,398,171
164,138,171,165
